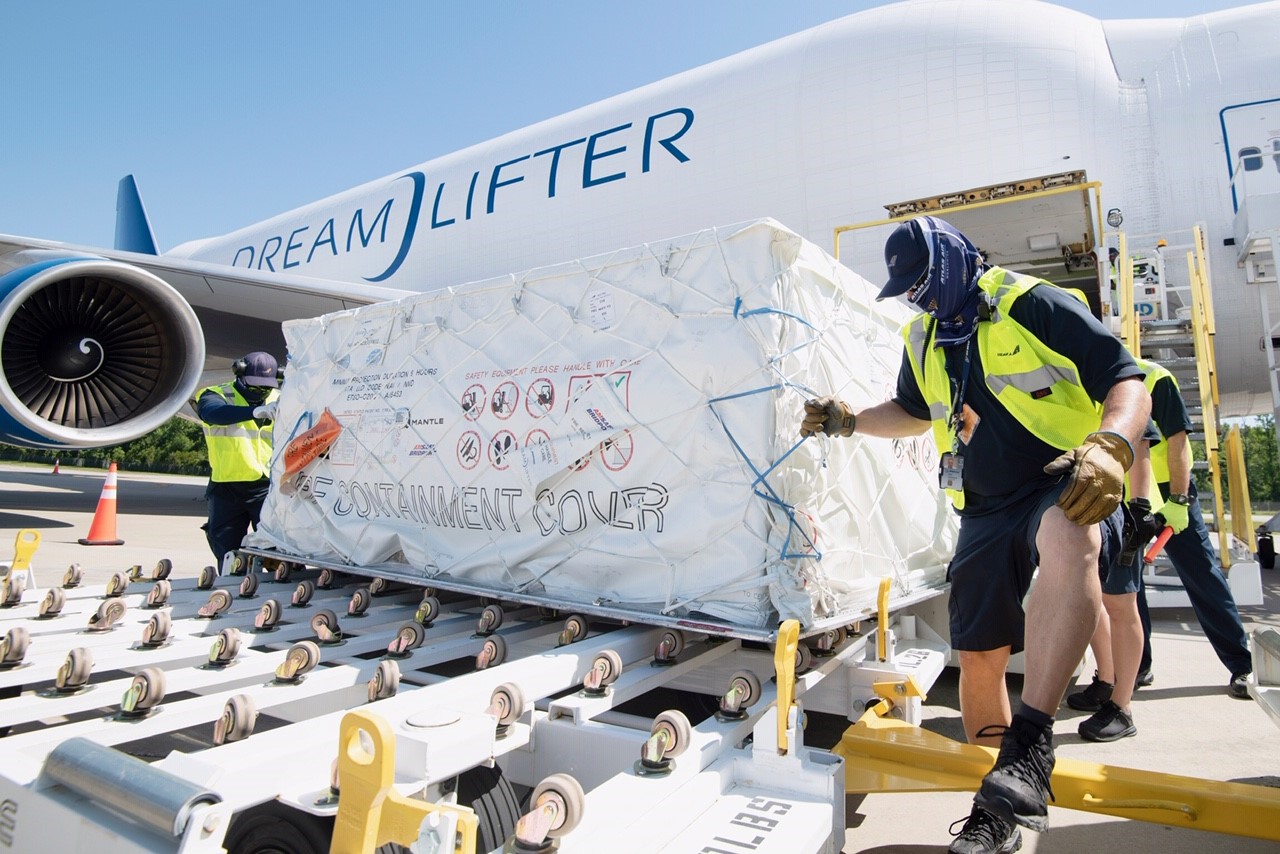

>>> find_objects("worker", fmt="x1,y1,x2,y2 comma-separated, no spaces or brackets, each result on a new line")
1066,432,1162,742
1131,358,1251,698
194,351,281,569
800,216,1149,854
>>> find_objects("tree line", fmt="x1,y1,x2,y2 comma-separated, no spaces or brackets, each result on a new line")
0,417,210,476
1187,415,1277,507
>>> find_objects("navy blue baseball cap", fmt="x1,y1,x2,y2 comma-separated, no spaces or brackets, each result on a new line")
878,219,930,301
239,351,280,388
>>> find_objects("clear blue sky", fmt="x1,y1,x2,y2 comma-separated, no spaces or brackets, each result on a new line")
0,0,1260,250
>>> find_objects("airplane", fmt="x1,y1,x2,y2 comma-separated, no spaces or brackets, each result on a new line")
1,0,1278,450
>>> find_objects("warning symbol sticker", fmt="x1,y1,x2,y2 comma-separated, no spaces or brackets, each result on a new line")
491,381,519,420
600,429,634,471
457,430,482,470
461,385,486,421
489,430,517,470
526,377,556,418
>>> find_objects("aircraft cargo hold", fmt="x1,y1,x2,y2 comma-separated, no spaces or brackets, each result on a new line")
248,219,955,629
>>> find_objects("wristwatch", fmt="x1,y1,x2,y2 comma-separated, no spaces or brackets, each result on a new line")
1167,493,1190,506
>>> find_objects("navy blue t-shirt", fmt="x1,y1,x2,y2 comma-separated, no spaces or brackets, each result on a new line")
893,281,1143,515
1150,375,1193,439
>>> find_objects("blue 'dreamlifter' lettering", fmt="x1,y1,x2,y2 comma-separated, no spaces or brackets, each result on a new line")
231,107,694,282
583,123,631,188
487,154,531,215
534,138,586,198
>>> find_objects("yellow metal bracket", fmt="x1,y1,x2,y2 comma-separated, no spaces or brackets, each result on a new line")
331,709,479,854
2,529,40,585
773,619,800,755
834,709,1280,842
875,578,891,662
865,674,927,719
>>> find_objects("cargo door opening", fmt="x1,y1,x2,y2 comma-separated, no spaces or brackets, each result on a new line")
835,171,1106,318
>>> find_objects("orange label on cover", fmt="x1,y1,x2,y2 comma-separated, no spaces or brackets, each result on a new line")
283,409,342,479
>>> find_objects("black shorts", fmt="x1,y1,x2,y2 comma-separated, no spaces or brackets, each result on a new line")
947,481,1123,653
1100,521,1142,596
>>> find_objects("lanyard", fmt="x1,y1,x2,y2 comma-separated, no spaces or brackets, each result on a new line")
947,337,974,454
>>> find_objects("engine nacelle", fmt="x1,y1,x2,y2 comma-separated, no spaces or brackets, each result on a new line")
0,254,205,448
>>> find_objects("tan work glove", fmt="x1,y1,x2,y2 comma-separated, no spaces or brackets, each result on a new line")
800,397,856,438
1042,431,1134,526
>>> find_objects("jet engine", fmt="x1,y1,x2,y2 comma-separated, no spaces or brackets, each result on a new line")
0,254,205,448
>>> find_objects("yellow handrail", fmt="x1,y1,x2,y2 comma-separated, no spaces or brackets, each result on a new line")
1187,242,1230,567
1225,428,1257,551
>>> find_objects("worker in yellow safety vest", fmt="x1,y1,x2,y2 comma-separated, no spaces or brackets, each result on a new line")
800,216,1150,854
193,351,281,568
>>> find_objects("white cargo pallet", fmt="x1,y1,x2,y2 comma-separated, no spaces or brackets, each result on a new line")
0,560,949,853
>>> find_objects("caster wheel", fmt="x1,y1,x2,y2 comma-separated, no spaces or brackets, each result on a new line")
489,682,525,728
146,579,172,609
209,627,242,666
151,559,173,581
56,647,93,692
476,634,507,670
367,659,400,701
530,772,586,839
62,563,83,589
477,604,504,635
387,621,426,656
39,587,66,618
88,597,127,632
275,641,321,683
213,694,258,745
291,580,315,607
197,566,217,590
140,611,172,648
0,627,29,666
255,599,282,631
198,589,234,619
121,667,167,716
415,595,440,625
105,571,129,597
311,609,342,643
348,587,371,617
559,614,588,646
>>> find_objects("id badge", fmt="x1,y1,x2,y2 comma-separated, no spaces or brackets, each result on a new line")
939,452,965,491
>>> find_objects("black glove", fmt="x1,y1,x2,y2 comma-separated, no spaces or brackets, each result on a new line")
1129,497,1161,544
1120,497,1160,565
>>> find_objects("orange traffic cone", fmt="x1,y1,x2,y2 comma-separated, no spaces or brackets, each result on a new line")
51,458,60,475
79,462,125,546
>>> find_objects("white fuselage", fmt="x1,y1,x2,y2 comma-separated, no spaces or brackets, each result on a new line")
169,0,1280,416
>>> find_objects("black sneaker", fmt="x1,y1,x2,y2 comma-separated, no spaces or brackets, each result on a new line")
948,805,1023,853
1229,672,1252,699
1134,668,1154,690
1065,673,1113,712
973,715,1056,833
1078,701,1136,742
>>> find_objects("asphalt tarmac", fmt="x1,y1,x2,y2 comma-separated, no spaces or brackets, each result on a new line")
1,461,1278,852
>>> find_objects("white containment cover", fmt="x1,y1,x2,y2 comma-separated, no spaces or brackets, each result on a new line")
250,219,955,629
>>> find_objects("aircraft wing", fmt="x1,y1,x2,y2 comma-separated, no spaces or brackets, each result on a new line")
0,232,413,449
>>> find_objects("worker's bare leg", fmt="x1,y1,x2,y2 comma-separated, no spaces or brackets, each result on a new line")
957,647,1012,746
1088,608,1114,683
1022,505,1102,715
1102,592,1141,711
